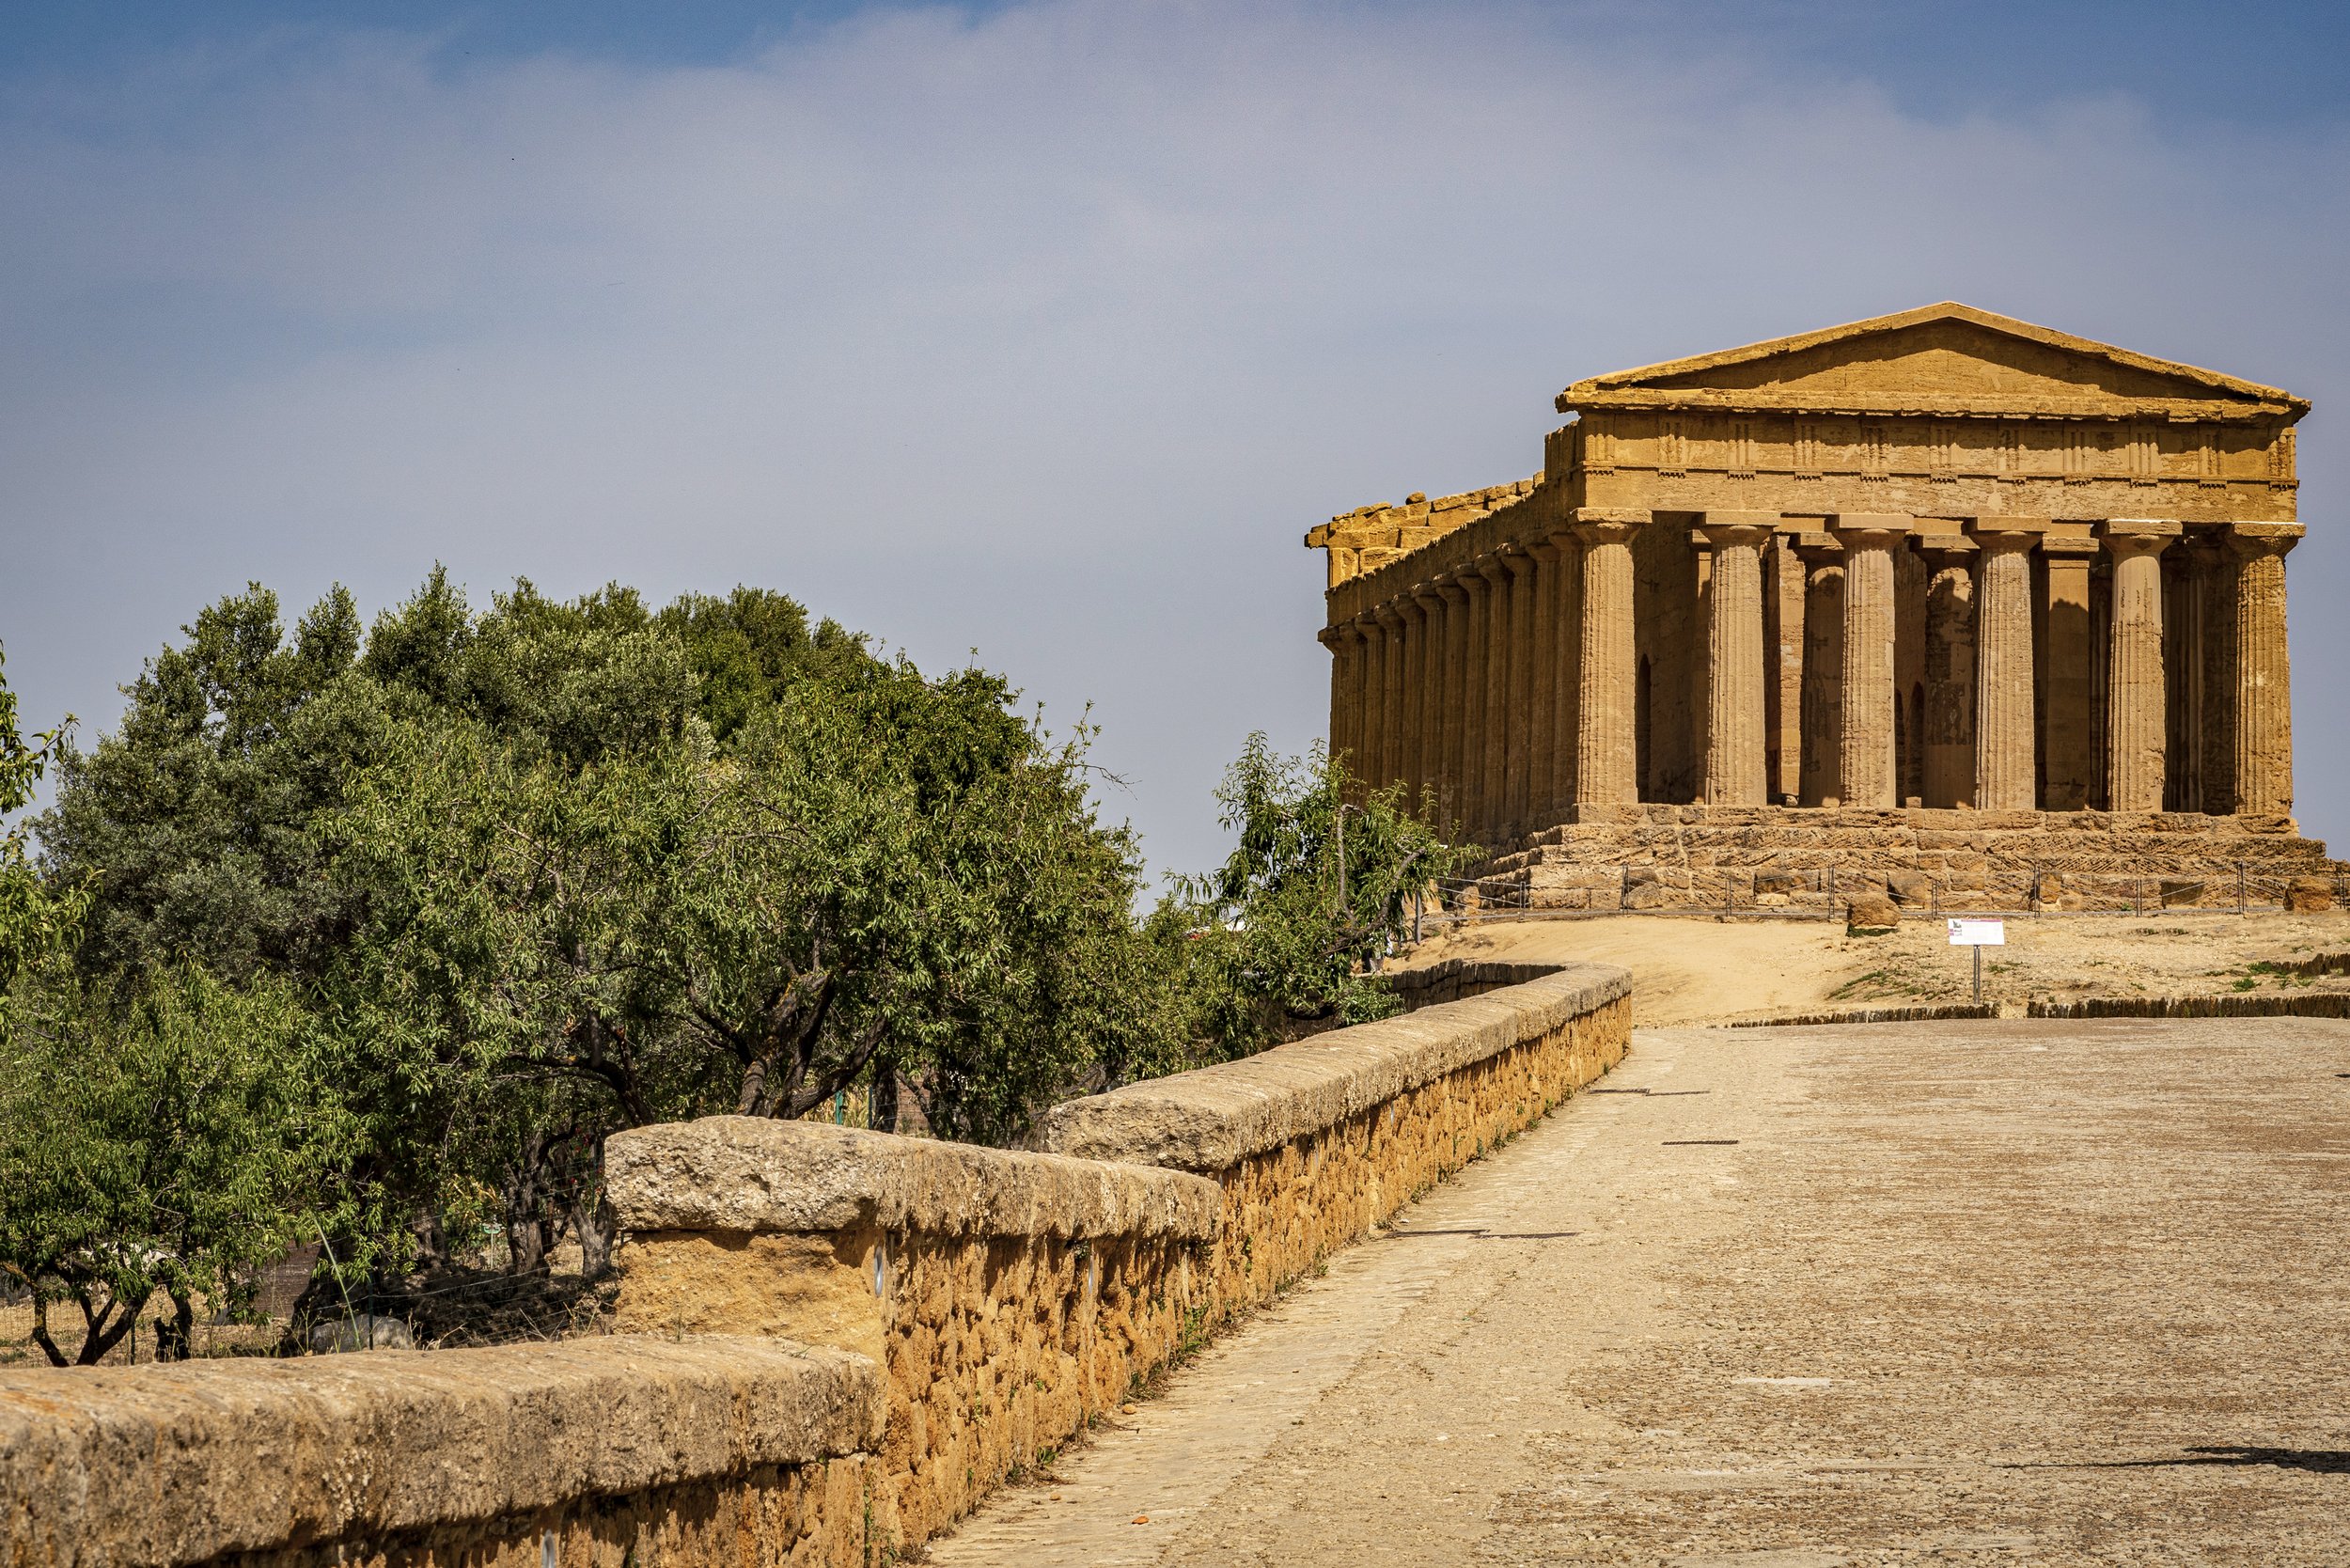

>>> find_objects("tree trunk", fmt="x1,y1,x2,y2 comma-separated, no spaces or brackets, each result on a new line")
503,1130,552,1275
157,1288,196,1360
572,1190,618,1279
871,1061,900,1133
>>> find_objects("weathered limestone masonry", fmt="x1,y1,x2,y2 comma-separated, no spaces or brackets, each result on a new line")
2,1339,885,1568
1308,303,2342,906
606,964,1631,1556
0,967,1630,1567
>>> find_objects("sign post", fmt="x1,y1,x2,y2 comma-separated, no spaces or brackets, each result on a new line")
1947,917,2005,1001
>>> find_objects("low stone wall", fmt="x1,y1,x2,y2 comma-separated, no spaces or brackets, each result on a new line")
606,1120,1222,1547
0,1338,885,1568
606,963,1632,1555
0,965,1631,1567
1378,957,1566,1008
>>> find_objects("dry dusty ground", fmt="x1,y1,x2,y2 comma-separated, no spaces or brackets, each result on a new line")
925,1017,2350,1565
1401,911,2350,1026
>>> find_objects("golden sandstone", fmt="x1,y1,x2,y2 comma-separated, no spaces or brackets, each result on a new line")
1307,304,2336,910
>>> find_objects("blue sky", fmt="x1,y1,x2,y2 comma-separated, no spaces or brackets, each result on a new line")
5,1,2349,875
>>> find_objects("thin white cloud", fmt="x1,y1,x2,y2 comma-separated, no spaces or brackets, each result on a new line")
4,0,2346,871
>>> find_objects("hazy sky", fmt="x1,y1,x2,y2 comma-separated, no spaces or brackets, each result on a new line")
6,0,2348,878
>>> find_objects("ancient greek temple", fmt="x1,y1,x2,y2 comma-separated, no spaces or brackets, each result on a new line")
1308,304,2333,910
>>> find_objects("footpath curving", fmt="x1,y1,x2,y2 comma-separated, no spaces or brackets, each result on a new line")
0,963,1630,1566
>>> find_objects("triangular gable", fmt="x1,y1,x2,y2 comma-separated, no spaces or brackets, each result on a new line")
1559,303,2305,420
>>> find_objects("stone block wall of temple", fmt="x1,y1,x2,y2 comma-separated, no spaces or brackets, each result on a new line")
1308,305,2320,888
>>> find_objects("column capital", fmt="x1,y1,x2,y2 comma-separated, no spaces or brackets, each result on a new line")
1830,512,1913,544
1317,625,1345,650
1528,537,1563,564
1411,585,1447,611
1350,610,1381,633
2101,518,2180,561
1436,576,1470,604
1697,519,1775,550
2228,520,2305,558
1497,542,1538,576
1474,552,1512,586
1374,602,1405,628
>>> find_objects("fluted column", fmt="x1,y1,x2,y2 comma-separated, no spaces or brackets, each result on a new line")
1412,588,1447,817
1318,625,1352,777
1438,578,1471,835
2229,522,2302,814
1768,535,1805,805
1545,528,1583,814
1916,534,1978,808
1353,612,1385,797
1794,536,1843,806
1832,514,1910,808
1573,509,1650,808
1397,596,1428,810
1457,569,1494,839
2102,521,2179,813
1477,556,1514,840
1500,547,1537,839
1374,604,1405,792
1968,520,2041,811
1698,513,1773,806
1527,541,1562,828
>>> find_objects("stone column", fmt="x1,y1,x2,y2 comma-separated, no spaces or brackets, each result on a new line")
1572,510,1651,809
1438,578,1471,836
1478,556,1515,840
1457,568,1494,839
1831,514,1911,808
1698,512,1773,806
2040,537,2098,810
1546,528,1584,816
1768,535,1806,805
1967,520,2043,812
1689,537,1713,804
1412,588,1448,820
1917,533,1978,809
1527,541,1563,828
1318,625,1352,780
1501,547,1538,839
2229,522,2303,814
1375,604,1406,792
2102,521,2179,813
2186,535,2232,814
1353,612,1385,795
1794,535,1843,806
1397,595,1428,812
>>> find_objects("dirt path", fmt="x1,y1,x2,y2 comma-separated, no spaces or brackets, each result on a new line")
1400,912,2350,1025
924,1018,2350,1565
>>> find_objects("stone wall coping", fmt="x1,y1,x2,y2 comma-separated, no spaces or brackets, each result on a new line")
0,1336,882,1568
607,1117,1223,1241
1044,964,1632,1172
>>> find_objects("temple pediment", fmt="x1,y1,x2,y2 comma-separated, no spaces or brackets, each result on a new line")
1560,303,2306,421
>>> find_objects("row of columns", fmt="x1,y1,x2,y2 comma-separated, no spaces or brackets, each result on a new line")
1326,509,2299,841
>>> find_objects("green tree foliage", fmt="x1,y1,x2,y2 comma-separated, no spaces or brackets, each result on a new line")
0,647,86,998
0,964,341,1364
1160,733,1468,1059
37,572,1167,1301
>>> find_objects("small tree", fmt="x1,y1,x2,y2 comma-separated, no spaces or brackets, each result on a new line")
1164,733,1469,1058
0,964,342,1364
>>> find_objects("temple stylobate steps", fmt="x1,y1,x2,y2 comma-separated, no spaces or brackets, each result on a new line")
1460,804,2346,914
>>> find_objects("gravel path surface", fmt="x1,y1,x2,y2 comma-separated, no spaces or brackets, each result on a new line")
925,1018,2350,1565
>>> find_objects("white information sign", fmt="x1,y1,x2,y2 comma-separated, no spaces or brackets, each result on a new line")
1947,917,2006,946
